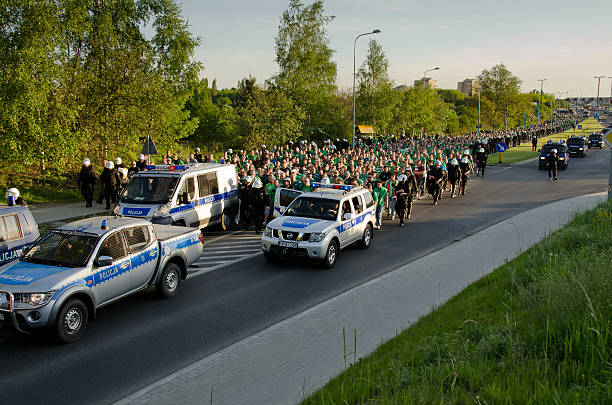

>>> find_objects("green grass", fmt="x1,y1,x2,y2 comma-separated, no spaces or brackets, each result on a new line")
0,185,82,205
301,200,612,404
487,118,604,166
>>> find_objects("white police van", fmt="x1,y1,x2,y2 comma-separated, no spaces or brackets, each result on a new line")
118,163,238,230
261,183,376,268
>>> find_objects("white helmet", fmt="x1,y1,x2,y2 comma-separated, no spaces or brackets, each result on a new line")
138,154,145,160
461,157,469,164
479,148,485,153
321,177,331,184
105,161,114,169
451,159,458,165
82,158,90,166
463,149,470,155
243,176,252,184
5,188,19,199
397,174,407,182
283,177,291,183
114,157,122,165
252,178,263,189
227,148,233,154
551,149,557,153
195,147,201,152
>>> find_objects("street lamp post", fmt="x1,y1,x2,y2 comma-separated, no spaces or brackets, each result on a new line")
477,84,481,136
537,78,546,122
595,76,604,118
422,67,439,90
352,29,381,150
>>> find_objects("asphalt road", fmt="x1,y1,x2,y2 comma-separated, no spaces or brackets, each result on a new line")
0,148,609,405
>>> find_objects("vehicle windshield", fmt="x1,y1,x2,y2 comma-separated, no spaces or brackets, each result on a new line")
285,197,339,221
589,135,602,140
22,232,98,268
566,138,584,145
279,189,302,207
541,145,566,153
120,176,178,204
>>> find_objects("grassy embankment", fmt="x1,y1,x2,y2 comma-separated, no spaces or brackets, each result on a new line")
487,117,604,165
302,200,612,404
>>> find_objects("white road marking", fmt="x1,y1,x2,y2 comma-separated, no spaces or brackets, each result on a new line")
186,252,261,278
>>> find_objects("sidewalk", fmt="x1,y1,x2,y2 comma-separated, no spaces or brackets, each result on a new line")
28,201,108,224
115,192,607,405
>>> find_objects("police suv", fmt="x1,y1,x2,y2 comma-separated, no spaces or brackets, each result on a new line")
261,183,376,268
118,163,238,230
0,217,203,343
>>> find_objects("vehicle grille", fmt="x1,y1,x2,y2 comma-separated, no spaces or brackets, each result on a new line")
281,231,298,240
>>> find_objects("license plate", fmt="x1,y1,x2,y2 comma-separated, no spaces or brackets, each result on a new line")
278,241,298,248
0,313,4,320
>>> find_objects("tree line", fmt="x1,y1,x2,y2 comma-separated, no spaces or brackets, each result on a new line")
0,0,566,183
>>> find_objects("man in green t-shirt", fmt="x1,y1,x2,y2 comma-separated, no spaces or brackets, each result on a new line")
265,176,278,223
373,180,387,229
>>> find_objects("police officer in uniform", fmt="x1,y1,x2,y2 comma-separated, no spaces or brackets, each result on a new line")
447,158,461,198
475,147,488,177
78,158,97,207
98,161,122,210
459,157,472,196
136,154,147,171
238,176,252,227
427,160,444,205
249,178,270,234
547,148,559,181
394,174,408,226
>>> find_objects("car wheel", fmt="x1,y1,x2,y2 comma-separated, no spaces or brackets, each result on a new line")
359,223,373,249
156,263,182,298
54,298,88,344
321,239,338,269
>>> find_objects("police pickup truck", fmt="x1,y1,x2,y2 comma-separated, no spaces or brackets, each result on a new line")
262,183,375,268
0,217,203,343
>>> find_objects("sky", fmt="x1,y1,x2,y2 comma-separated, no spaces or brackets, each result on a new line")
179,0,612,97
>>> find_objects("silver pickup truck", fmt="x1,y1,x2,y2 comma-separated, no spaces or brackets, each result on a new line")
0,216,203,343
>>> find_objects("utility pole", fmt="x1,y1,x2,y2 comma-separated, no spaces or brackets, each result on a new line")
477,84,481,137
537,78,546,122
595,76,604,119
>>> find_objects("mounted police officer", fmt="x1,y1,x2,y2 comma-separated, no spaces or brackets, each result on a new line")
78,158,97,207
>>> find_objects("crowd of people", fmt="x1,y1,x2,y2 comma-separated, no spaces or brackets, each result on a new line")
78,117,578,229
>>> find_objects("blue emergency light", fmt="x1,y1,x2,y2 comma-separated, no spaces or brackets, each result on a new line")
101,219,108,230
145,164,189,171
311,182,353,191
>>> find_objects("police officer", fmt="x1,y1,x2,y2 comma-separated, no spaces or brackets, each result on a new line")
447,158,461,198
547,148,559,181
78,158,97,207
394,174,409,226
427,160,444,205
98,161,121,210
238,176,252,227
114,157,124,169
531,135,538,151
403,168,418,219
459,157,472,196
250,178,270,234
475,147,487,177
136,154,147,171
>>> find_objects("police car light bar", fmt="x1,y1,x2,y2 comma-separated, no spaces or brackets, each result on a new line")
311,182,353,191
145,165,190,171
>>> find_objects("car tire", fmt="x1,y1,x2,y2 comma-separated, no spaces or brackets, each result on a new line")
156,263,182,299
358,223,373,249
263,252,279,263
54,298,88,344
321,239,338,269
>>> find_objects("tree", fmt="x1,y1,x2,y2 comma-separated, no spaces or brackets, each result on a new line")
269,0,337,137
356,39,399,134
477,63,522,129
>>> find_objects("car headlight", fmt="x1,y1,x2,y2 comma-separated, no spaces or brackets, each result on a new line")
579,148,583,150
540,157,546,160
153,203,171,217
309,232,326,243
264,226,273,237
559,157,565,160
14,292,55,308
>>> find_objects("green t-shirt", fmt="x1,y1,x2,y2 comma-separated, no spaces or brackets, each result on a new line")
374,186,387,204
265,183,276,202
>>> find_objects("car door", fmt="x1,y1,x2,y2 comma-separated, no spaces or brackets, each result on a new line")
123,225,158,289
274,188,303,217
93,231,131,305
338,199,355,248
351,195,366,239
0,214,25,265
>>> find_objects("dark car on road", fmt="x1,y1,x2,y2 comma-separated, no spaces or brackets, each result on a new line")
566,136,588,157
588,133,603,149
539,143,569,170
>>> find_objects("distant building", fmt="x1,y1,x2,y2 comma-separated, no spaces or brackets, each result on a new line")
414,77,438,89
457,79,478,96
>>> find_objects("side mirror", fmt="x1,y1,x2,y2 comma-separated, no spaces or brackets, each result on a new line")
343,212,353,221
97,255,113,267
